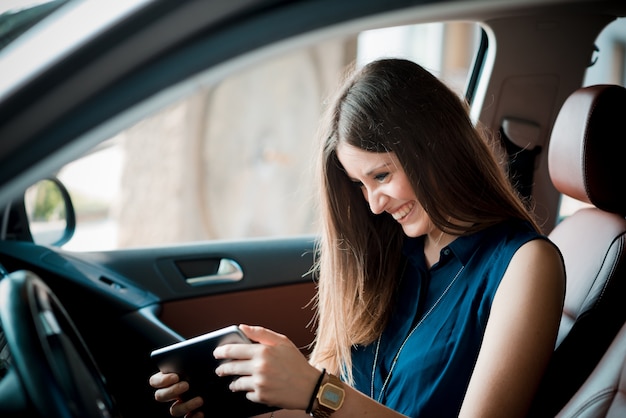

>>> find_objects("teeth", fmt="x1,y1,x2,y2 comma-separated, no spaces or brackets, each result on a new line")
391,202,414,220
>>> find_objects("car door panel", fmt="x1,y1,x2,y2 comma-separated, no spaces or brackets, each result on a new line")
0,235,317,344
145,236,318,350
0,234,317,417
159,282,316,351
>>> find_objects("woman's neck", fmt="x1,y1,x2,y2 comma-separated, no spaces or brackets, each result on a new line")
424,230,455,268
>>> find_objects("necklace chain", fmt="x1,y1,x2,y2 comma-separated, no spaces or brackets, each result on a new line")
370,265,465,402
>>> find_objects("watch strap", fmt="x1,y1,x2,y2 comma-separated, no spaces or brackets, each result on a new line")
312,408,333,418
306,369,326,414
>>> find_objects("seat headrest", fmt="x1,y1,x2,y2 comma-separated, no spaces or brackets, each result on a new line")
549,84,626,215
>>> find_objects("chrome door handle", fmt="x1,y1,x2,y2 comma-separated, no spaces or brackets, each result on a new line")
185,258,243,286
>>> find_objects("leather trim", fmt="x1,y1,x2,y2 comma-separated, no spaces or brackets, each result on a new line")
549,84,626,215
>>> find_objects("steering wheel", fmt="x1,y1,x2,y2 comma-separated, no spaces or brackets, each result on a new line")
0,269,119,417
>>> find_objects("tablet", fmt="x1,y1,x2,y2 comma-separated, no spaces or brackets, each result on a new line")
150,325,278,417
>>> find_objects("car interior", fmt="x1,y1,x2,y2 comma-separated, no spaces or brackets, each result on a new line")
556,321,626,417
0,0,625,417
529,84,626,417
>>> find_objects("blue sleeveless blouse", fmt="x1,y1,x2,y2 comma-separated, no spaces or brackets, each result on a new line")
351,220,546,417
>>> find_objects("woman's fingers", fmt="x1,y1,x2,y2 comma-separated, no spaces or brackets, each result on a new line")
150,372,192,404
154,381,191,403
149,371,180,388
149,370,204,417
231,378,280,407
213,338,257,361
169,397,204,418
211,324,323,410
212,326,318,410
238,324,290,346
213,324,294,365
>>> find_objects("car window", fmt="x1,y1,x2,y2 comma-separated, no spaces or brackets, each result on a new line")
0,0,70,52
556,16,626,222
52,21,484,251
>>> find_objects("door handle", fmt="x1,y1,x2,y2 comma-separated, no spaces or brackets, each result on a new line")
185,258,244,286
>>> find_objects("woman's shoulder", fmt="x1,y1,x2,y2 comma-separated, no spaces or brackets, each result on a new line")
455,219,562,285
496,234,566,305
455,219,541,257
514,237,564,270
481,218,550,250
501,219,564,265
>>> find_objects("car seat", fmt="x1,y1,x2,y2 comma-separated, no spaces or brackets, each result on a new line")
528,84,626,417
554,321,626,418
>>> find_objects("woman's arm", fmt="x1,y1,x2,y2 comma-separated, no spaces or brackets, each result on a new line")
214,325,408,418
459,238,565,417
150,324,407,418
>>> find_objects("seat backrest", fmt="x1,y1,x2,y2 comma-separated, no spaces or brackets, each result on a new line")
555,321,626,418
528,84,626,417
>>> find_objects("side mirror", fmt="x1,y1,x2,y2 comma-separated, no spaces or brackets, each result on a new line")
24,178,76,247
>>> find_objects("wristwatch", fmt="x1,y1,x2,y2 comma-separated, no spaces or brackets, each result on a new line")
311,373,345,417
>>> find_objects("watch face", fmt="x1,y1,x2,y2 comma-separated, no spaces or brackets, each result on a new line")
320,384,344,409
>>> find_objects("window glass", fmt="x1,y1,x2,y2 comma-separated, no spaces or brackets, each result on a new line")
0,0,70,52
58,21,483,251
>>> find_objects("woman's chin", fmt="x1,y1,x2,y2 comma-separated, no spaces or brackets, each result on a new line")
401,224,424,238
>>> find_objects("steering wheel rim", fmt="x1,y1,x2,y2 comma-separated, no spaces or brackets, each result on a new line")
0,270,118,417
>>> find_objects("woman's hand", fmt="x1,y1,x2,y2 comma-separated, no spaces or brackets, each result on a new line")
149,371,205,417
214,324,322,411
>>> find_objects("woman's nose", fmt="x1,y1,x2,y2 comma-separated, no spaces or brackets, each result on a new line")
365,187,387,215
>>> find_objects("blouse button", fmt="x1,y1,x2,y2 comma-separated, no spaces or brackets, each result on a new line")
443,248,450,256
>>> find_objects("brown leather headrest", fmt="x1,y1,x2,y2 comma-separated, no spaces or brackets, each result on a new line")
549,85,626,215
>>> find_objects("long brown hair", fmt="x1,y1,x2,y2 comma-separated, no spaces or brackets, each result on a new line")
309,58,537,383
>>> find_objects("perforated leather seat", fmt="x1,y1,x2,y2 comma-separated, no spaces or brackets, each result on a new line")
528,84,626,417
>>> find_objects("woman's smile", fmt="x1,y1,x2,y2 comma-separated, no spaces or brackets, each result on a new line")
390,201,415,222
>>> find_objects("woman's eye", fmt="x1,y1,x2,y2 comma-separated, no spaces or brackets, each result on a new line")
374,173,389,182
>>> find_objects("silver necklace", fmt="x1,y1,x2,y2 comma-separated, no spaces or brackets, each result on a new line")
370,265,465,402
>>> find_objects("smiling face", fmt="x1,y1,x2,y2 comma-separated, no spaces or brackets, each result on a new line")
336,142,434,238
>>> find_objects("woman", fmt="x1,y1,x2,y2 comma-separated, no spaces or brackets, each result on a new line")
150,58,565,417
